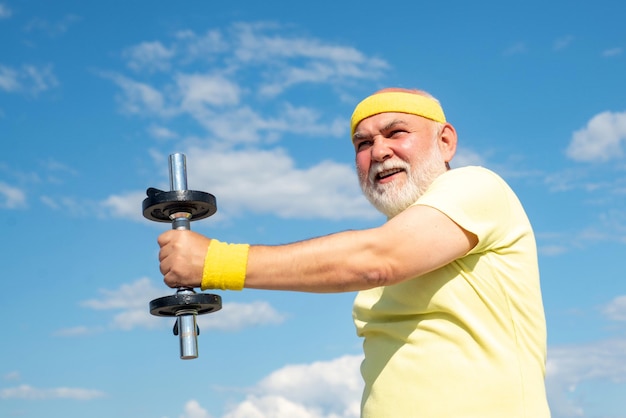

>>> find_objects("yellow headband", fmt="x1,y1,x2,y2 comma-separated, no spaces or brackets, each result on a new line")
350,91,446,137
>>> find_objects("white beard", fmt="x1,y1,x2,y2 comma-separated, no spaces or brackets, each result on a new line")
358,141,447,218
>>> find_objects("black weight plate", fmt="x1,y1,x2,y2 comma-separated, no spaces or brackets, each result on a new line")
142,189,217,222
149,293,222,317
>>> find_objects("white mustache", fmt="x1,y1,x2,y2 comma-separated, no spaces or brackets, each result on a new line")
368,159,410,183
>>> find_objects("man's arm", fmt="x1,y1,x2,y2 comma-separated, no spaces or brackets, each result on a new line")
158,204,478,292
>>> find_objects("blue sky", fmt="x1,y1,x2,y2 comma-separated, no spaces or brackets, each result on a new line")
1,0,625,417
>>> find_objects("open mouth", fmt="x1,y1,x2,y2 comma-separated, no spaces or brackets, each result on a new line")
376,168,404,181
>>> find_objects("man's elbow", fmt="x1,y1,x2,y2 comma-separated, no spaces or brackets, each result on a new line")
358,267,395,289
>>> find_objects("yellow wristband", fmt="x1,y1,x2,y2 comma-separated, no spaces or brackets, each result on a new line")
201,239,250,291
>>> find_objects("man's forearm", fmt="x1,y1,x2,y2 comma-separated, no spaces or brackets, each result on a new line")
244,229,391,293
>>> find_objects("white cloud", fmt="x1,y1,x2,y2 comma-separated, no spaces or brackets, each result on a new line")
193,354,362,418
546,339,626,417
503,41,527,56
602,47,623,57
40,158,78,176
124,41,175,72
543,167,592,193
106,22,388,132
197,105,279,143
0,181,26,208
149,124,179,140
255,355,362,408
181,400,214,418
230,22,387,97
190,103,345,144
103,190,147,222
533,206,626,254
451,147,485,168
184,145,377,221
104,72,172,116
79,277,167,330
40,195,101,217
102,146,377,222
24,14,81,37
97,22,389,223
0,384,105,400
225,396,319,418
75,278,287,332
0,64,58,95
553,35,574,51
104,71,248,132
538,244,569,257
278,103,344,137
3,371,20,381
0,65,19,91
566,110,626,162
174,29,228,60
53,325,101,337
23,64,59,93
176,73,241,111
0,3,12,18
231,22,382,69
199,301,285,331
602,295,626,321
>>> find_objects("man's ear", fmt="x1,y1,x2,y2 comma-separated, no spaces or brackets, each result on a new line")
438,123,457,164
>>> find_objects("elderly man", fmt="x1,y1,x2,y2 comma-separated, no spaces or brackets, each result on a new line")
157,88,551,417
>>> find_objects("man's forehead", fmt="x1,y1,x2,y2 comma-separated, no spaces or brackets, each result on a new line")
353,112,420,136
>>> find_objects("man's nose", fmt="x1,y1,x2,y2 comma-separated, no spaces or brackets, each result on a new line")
371,138,393,162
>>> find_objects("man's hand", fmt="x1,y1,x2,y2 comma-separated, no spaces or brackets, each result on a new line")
158,230,211,289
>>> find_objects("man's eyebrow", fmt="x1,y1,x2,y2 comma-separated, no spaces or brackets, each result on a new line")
381,119,407,132
352,131,368,143
352,118,409,143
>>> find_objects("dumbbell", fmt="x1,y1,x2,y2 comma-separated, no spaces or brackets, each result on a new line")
143,153,222,359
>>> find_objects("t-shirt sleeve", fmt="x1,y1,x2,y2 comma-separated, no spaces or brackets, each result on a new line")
412,166,515,255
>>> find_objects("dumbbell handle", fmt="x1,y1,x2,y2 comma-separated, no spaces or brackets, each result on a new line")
169,153,192,231
168,153,199,359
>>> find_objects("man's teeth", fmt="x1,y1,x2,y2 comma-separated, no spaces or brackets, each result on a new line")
378,168,403,179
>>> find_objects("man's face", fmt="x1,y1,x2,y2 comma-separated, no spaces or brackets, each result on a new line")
352,112,448,218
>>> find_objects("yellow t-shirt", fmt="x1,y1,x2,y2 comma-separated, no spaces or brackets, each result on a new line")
353,166,549,418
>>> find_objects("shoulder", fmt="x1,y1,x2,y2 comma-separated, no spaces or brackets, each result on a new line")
413,166,527,241
433,166,505,185
419,166,511,204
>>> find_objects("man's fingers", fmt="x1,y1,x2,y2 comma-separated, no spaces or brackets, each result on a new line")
156,230,172,247
156,229,206,289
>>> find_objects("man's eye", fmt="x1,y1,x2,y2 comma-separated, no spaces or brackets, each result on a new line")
356,140,372,150
390,129,406,137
